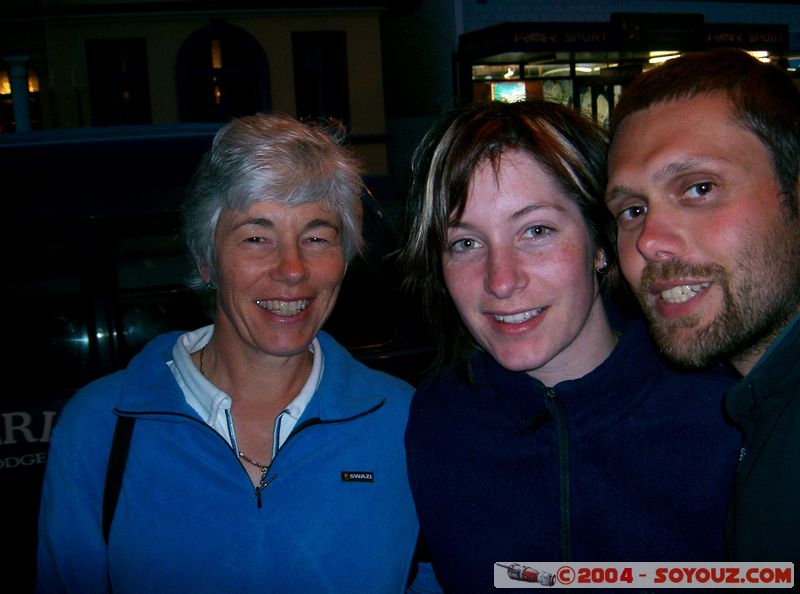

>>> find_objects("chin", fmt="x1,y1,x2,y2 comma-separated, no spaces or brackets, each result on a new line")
492,353,546,374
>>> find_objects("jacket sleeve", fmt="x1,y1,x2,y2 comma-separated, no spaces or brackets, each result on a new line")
36,382,118,594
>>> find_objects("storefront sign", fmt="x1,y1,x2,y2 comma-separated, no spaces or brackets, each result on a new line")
611,13,705,51
459,22,612,56
706,23,789,51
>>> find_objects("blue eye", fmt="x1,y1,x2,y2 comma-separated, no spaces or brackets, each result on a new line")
524,225,550,238
449,237,482,252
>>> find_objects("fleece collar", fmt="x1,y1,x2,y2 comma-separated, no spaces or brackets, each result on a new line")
471,318,735,439
115,330,385,423
727,314,800,433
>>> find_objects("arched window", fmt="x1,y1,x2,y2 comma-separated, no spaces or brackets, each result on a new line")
176,21,270,122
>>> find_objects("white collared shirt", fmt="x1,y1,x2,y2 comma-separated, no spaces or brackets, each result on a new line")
168,325,323,459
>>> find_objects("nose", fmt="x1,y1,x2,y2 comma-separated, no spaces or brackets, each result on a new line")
272,242,308,283
484,246,527,299
634,206,687,263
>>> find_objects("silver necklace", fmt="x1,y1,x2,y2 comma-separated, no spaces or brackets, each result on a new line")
198,345,271,482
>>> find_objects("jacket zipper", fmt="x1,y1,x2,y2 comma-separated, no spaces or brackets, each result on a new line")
544,388,572,561
118,400,385,509
251,400,385,508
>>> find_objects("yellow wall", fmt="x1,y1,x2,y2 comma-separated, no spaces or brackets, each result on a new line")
24,7,388,172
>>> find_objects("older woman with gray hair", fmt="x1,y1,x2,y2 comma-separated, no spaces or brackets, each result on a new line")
36,113,429,594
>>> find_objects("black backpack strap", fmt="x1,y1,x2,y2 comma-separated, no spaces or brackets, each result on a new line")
102,415,136,544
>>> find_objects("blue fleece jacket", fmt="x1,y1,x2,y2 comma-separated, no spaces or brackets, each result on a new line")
37,331,421,594
406,320,741,593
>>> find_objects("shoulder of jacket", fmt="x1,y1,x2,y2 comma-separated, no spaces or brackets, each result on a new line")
317,331,414,397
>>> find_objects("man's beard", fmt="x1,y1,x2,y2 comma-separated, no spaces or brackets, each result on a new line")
635,233,800,369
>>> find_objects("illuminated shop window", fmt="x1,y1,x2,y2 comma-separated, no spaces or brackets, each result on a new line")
470,53,626,124
473,64,521,81
0,66,42,132
491,81,526,103
0,69,39,94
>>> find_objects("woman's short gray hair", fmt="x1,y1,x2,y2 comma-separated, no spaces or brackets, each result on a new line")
183,112,364,290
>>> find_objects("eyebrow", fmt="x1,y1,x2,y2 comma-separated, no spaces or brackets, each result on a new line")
604,185,641,204
304,218,340,233
235,217,340,233
448,202,566,227
651,159,710,184
606,158,716,204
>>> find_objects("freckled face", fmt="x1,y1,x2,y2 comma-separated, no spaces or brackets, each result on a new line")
211,199,346,361
443,150,614,386
606,93,800,372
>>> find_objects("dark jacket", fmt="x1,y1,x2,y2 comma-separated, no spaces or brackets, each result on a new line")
725,316,800,565
405,319,741,593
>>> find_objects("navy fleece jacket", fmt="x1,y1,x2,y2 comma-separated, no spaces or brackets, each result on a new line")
406,320,741,592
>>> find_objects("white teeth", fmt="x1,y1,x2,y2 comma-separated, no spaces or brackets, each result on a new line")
660,283,710,304
255,299,309,316
494,308,543,324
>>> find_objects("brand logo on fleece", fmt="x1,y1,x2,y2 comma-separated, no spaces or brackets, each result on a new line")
341,471,374,482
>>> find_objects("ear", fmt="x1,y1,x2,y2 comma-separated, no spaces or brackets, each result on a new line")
198,263,216,289
594,250,609,273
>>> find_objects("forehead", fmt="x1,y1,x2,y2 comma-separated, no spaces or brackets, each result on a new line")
468,150,560,199
220,198,338,228
612,93,734,151
607,93,769,182
460,150,584,221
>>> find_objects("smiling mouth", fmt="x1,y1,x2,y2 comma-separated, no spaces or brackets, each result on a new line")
494,308,543,324
659,283,710,304
256,299,310,316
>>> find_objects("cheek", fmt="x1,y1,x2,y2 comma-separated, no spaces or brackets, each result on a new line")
221,257,261,287
442,261,474,312
616,235,644,281
540,244,593,282
319,255,347,287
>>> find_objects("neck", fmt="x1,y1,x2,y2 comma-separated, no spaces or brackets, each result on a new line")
196,337,314,409
196,338,314,487
529,302,618,388
731,309,800,376
731,350,765,377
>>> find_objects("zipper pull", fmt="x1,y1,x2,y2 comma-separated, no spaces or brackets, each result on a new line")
544,387,558,410
253,474,276,507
